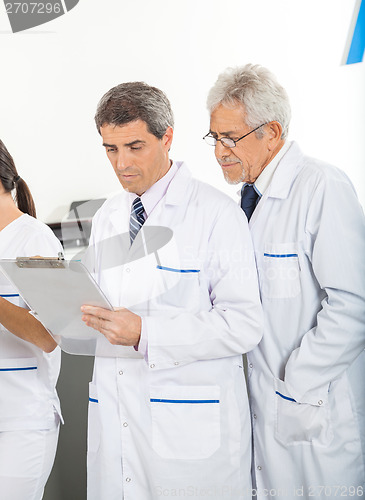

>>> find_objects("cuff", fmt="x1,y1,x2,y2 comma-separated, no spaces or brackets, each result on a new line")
136,318,148,360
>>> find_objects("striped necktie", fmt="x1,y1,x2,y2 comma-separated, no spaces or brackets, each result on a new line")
129,197,145,245
240,184,259,221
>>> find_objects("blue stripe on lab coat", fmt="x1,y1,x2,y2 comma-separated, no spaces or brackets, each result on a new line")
150,398,219,404
264,253,298,258
0,367,37,372
275,391,296,402
156,266,200,273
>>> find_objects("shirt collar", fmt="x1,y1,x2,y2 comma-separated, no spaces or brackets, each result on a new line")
237,140,291,197
128,161,178,216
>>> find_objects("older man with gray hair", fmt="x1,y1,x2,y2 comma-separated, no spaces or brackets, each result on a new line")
204,64,365,499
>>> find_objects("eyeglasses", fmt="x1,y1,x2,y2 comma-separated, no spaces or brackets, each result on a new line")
203,123,266,148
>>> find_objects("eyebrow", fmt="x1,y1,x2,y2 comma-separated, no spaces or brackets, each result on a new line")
209,129,237,137
102,140,146,148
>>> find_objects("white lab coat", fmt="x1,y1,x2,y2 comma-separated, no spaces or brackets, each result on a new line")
0,214,63,500
85,162,263,500
0,214,62,431
247,142,365,499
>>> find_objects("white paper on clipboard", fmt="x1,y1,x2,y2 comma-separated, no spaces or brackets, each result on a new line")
0,257,142,358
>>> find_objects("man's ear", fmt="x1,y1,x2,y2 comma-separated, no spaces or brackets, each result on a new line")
163,126,174,151
266,121,283,150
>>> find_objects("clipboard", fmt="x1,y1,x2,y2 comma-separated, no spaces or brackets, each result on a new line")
0,256,142,358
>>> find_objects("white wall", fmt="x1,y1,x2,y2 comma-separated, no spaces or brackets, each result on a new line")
0,0,364,223
0,3,363,498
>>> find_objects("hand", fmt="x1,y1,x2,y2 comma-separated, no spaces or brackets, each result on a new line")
81,305,141,347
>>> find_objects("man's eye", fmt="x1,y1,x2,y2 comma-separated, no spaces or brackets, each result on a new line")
106,148,116,153
130,146,142,151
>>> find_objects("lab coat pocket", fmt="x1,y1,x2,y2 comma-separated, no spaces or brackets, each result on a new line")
262,244,301,299
87,383,101,456
154,267,201,313
274,378,333,446
150,385,221,459
0,357,39,419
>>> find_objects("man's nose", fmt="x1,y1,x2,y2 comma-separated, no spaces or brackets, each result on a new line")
215,140,231,157
115,151,130,170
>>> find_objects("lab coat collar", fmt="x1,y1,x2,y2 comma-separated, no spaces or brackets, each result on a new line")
248,142,303,227
164,161,192,206
266,141,303,200
108,193,131,236
254,140,291,196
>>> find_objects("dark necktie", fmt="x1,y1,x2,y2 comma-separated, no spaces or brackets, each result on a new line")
129,197,145,245
240,184,259,221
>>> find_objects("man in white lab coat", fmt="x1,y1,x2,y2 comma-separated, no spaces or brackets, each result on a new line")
80,81,263,499
205,64,365,499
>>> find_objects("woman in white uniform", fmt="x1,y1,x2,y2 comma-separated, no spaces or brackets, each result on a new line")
0,139,63,500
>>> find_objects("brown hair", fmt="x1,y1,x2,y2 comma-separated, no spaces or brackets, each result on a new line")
0,139,36,218
94,81,174,138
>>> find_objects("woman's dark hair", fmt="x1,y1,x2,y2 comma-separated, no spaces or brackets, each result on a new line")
0,139,36,218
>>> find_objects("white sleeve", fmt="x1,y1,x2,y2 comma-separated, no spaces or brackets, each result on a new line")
18,227,63,311
144,202,263,370
24,228,63,258
284,172,365,404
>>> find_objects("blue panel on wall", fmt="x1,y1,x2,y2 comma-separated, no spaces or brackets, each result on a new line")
346,0,364,64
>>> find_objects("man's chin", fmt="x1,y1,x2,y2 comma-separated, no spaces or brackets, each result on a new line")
222,170,244,185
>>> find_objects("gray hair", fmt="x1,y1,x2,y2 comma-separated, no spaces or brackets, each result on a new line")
207,64,291,139
95,81,174,139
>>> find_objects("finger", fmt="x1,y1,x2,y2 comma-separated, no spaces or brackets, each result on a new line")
81,305,114,321
82,313,110,332
82,315,125,344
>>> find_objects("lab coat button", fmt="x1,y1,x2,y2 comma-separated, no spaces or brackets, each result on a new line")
257,466,262,471
318,400,323,405
126,477,131,482
174,361,179,366
253,414,257,419
123,422,128,427
125,268,130,273
119,370,124,375
150,364,155,369
249,364,253,369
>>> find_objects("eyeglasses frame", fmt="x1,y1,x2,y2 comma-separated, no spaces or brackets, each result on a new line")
203,123,267,148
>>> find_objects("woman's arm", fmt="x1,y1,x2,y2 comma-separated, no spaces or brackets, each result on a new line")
0,297,57,353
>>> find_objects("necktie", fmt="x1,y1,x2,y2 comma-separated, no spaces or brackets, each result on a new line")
129,197,145,245
240,184,259,221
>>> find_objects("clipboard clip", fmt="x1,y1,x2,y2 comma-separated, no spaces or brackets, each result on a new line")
16,252,66,269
